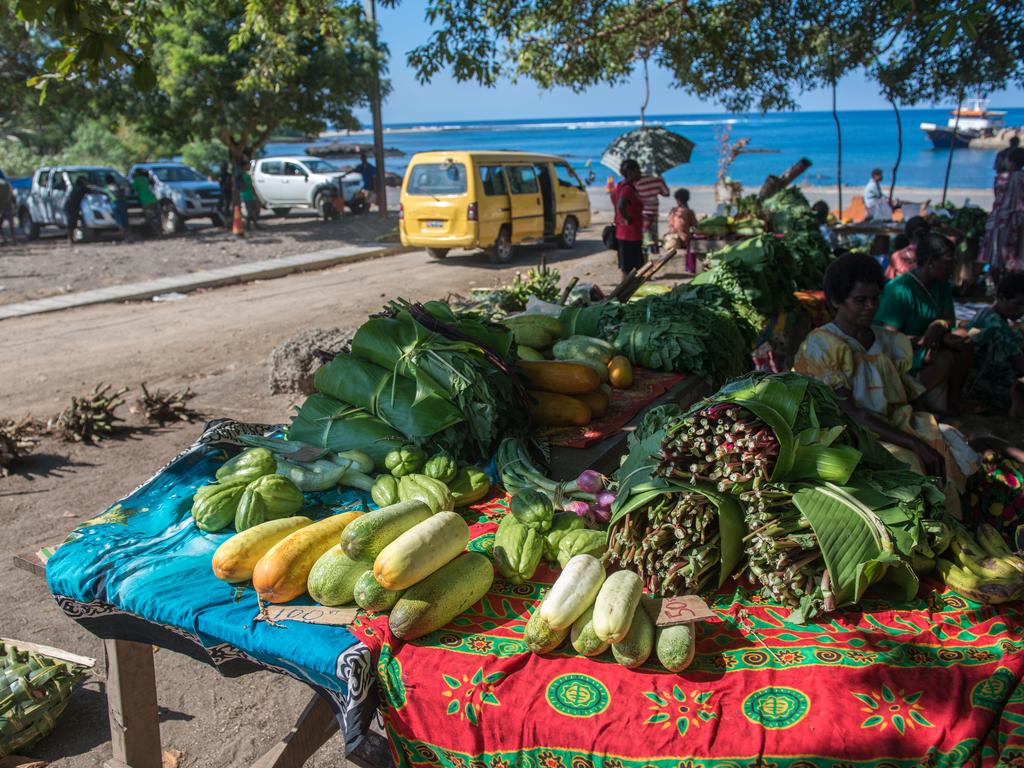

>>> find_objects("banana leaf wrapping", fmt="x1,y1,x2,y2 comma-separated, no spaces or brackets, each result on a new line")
290,301,525,464
287,394,404,467
0,642,88,757
313,355,463,440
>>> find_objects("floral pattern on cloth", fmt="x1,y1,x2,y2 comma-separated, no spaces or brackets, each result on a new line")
965,306,1024,412
793,323,979,491
965,454,1024,550
348,499,1024,768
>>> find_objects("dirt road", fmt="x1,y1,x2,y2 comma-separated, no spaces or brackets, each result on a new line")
0,232,623,767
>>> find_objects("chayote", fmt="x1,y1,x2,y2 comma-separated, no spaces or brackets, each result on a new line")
449,466,491,507
234,474,304,532
191,483,245,533
423,452,458,484
215,447,276,487
493,514,544,585
384,445,425,477
556,529,607,569
510,488,553,532
371,474,400,507
543,512,586,561
397,473,454,514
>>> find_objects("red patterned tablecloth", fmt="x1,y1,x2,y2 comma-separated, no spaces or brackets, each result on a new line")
544,370,687,449
349,498,1024,768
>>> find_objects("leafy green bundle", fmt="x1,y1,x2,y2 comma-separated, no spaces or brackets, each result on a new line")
559,284,752,387
692,235,799,329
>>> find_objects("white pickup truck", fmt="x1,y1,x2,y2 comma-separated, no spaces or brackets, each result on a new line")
251,156,365,219
17,165,139,241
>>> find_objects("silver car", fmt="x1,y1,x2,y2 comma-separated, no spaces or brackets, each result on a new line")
18,166,139,241
251,156,364,219
129,162,224,233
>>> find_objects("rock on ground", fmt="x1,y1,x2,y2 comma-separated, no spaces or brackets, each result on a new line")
268,327,355,395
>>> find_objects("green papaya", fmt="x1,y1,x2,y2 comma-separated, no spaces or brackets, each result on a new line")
191,483,245,532
234,474,304,532
215,448,276,487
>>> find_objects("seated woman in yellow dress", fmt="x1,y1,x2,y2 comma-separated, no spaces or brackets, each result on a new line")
793,252,979,491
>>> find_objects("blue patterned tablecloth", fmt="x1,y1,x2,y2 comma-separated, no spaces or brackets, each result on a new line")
46,420,378,751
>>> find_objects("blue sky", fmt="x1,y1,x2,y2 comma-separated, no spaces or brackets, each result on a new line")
356,0,1024,125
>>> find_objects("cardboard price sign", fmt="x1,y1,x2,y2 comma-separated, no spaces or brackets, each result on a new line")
650,596,715,627
256,605,358,627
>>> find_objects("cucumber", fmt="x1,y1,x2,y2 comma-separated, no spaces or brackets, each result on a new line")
517,345,546,362
570,603,610,657
353,570,403,613
611,602,654,668
524,610,569,654
537,554,605,630
339,500,432,560
592,570,643,643
389,552,494,640
552,336,616,365
655,623,696,672
374,511,471,590
307,545,374,606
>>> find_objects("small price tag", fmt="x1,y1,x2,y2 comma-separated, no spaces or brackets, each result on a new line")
648,596,715,627
256,605,358,627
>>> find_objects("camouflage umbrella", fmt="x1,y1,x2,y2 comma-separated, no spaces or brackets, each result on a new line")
601,127,695,176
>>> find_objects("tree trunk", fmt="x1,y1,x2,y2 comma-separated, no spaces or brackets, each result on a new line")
832,77,842,215
942,89,964,206
888,95,902,205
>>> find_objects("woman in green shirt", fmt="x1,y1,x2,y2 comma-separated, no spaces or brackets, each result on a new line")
874,231,973,414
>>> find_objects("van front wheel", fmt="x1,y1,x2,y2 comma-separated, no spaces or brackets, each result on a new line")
557,216,578,249
486,227,513,264
427,248,449,260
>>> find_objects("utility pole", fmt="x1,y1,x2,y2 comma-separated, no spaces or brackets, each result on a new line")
364,0,388,218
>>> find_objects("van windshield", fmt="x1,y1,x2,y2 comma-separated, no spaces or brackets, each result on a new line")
406,163,468,195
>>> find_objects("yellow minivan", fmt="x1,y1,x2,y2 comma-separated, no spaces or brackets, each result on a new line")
399,151,592,263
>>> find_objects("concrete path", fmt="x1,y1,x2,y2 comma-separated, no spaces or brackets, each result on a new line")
0,243,405,321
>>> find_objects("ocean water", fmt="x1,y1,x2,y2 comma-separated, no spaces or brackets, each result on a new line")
263,108,1024,191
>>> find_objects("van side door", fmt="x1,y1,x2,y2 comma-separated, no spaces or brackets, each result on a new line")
476,164,509,246
503,164,544,243
552,162,590,227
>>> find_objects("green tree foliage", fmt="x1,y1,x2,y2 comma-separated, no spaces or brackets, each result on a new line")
180,139,229,177
143,0,380,163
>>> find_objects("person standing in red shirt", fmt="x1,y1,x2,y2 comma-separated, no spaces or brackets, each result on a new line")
613,159,645,279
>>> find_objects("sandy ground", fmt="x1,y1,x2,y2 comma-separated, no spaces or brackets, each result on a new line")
0,229,626,767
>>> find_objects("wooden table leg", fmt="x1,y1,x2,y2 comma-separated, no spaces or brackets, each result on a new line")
252,692,339,768
103,639,163,768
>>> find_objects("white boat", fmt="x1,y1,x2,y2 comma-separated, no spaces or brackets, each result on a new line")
919,98,1007,149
